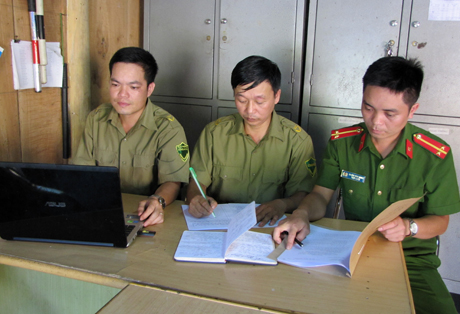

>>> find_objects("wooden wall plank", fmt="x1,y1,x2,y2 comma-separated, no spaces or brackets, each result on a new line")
0,92,21,161
0,3,14,93
18,89,63,163
88,0,142,109
67,0,91,160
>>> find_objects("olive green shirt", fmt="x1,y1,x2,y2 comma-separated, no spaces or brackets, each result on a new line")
317,122,460,266
73,99,190,195
191,112,317,204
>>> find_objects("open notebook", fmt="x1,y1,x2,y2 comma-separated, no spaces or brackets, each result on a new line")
0,162,143,247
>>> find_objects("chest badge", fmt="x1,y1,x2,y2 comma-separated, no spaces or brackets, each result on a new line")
341,170,366,183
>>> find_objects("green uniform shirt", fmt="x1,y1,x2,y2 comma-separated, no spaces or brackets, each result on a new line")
191,112,317,204
73,99,190,195
317,122,460,266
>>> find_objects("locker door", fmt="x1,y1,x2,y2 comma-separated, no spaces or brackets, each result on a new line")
309,1,404,110
407,0,460,117
217,0,297,104
144,0,215,99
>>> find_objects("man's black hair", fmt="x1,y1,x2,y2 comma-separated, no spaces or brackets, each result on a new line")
231,55,281,93
363,56,424,106
109,47,158,85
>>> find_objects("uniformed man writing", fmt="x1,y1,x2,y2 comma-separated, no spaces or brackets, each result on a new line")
73,47,190,227
186,55,317,226
273,56,459,314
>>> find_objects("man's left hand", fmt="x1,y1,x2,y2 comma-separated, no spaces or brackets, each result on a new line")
137,197,165,227
256,199,287,227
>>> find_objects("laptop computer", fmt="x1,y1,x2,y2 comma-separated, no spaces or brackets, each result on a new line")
0,162,143,247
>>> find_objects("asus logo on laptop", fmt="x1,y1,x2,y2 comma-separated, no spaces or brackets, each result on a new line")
45,202,66,208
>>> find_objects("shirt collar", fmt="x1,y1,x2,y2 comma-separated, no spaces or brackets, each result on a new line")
229,111,284,141
106,98,157,132
358,122,411,159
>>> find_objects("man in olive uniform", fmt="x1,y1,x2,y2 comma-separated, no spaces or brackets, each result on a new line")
73,47,190,227
274,57,459,314
186,55,317,226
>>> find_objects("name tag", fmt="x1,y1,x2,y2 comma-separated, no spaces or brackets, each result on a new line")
341,170,366,183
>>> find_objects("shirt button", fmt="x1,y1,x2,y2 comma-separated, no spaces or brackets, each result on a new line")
122,161,126,165
380,164,385,170
252,173,256,176
123,138,127,141
377,191,382,196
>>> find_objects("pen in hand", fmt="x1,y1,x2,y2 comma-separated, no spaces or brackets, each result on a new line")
189,167,215,217
281,231,304,247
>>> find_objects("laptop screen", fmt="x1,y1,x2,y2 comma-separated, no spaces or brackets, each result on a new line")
0,162,130,247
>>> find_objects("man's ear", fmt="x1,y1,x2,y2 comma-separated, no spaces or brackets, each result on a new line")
274,89,281,105
147,82,156,97
409,103,419,118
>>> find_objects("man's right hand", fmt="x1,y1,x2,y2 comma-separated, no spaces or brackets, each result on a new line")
273,209,311,250
188,195,218,218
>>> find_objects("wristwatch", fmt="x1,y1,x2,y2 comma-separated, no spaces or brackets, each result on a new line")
408,219,418,237
150,194,166,209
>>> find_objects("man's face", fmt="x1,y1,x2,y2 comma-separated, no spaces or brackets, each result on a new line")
110,62,155,120
361,85,419,143
234,80,281,129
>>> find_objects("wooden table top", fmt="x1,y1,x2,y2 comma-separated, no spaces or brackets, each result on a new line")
0,194,414,314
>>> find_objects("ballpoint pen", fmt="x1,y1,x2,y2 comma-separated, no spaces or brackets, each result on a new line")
189,167,215,217
281,231,303,247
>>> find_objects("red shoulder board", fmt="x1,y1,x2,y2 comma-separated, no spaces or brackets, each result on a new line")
331,126,364,140
413,133,450,159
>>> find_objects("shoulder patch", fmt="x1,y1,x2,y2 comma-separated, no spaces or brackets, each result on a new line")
331,126,364,140
413,133,450,159
305,158,316,177
176,142,189,162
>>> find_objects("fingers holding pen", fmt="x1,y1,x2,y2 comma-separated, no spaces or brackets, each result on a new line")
189,195,217,218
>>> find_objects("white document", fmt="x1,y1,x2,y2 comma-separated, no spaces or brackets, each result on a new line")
182,203,286,230
277,225,361,274
174,202,277,265
429,0,460,21
11,40,63,90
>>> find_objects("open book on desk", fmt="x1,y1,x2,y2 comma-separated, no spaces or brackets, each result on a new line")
275,196,423,276
174,202,277,265
182,203,286,230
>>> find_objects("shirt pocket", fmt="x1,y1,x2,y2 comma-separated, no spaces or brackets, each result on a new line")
133,154,155,169
213,165,243,182
95,149,117,166
262,168,288,184
389,187,424,216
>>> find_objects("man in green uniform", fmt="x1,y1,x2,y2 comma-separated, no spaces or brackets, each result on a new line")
73,47,189,227
274,57,459,314
186,56,317,226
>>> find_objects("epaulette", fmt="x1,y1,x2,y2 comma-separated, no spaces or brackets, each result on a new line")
413,133,450,159
214,115,235,126
331,126,364,140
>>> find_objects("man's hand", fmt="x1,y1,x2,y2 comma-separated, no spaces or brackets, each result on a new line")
378,216,408,242
273,209,311,250
137,196,164,227
256,199,287,227
188,195,218,218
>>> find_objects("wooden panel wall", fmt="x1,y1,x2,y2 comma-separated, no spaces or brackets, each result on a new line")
0,0,65,163
88,0,143,110
0,0,142,164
